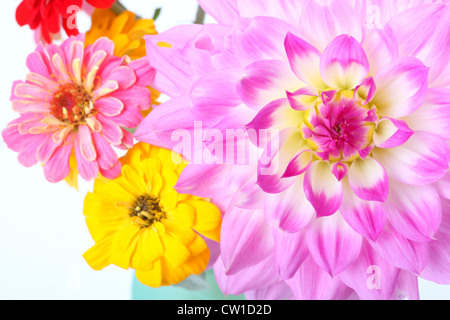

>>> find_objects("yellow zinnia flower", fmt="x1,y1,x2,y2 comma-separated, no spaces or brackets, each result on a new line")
83,143,222,287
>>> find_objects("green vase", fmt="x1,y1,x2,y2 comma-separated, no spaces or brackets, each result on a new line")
131,269,245,300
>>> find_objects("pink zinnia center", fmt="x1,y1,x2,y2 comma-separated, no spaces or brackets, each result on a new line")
50,83,95,125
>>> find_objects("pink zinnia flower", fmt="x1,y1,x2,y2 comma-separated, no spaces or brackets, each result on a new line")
3,34,153,183
137,0,450,299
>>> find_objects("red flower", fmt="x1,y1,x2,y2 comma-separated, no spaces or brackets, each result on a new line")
16,0,116,43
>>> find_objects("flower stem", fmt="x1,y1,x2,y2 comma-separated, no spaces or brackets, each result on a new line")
111,1,127,15
194,5,206,24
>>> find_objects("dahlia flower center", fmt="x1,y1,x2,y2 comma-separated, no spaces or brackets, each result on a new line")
50,83,94,125
130,194,166,228
302,91,377,162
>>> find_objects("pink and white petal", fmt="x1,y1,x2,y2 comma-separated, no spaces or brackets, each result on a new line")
298,0,363,52
372,57,429,118
237,60,303,109
245,282,293,301
190,68,243,119
371,224,430,275
391,271,419,300
43,141,73,183
214,254,278,296
287,256,354,300
284,32,326,89
283,150,313,178
306,213,362,276
303,161,343,217
96,113,123,146
286,87,319,111
373,132,449,185
388,3,450,83
197,0,239,24
361,26,399,76
74,135,99,181
236,0,305,26
374,118,414,149
340,180,386,241
264,175,314,233
331,162,348,182
91,80,119,99
384,181,442,242
320,35,370,90
348,157,389,202
13,82,49,102
95,97,124,117
247,98,303,135
354,77,376,105
340,241,400,300
91,132,119,171
434,172,450,200
403,88,450,140
273,226,309,280
77,125,97,162
257,127,303,194
220,208,273,275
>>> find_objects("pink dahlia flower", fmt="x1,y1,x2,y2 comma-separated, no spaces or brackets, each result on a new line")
137,0,450,299
3,34,153,183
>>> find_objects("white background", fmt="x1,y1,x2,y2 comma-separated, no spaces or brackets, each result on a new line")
0,0,449,300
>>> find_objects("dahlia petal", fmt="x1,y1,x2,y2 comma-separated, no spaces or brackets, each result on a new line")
236,0,304,26
384,181,442,242
95,97,124,117
264,176,314,233
320,35,370,90
245,282,294,301
298,0,363,52
340,241,400,300
191,68,242,119
303,161,343,217
237,60,303,109
43,141,73,183
214,254,278,296
434,172,450,200
373,57,429,118
373,132,449,185
372,224,430,275
287,256,354,300
286,87,319,111
362,26,399,76
246,98,302,133
388,3,450,82
348,157,389,202
284,32,326,89
354,77,376,105
374,118,414,149
404,88,450,140
220,208,273,275
306,213,362,276
197,0,239,24
257,127,303,194
331,162,348,182
283,150,313,178
273,226,309,280
341,181,386,241
392,271,419,300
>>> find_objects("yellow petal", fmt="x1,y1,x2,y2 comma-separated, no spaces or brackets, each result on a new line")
64,151,78,190
136,260,162,288
110,224,141,269
166,202,195,227
161,234,190,269
187,234,208,256
189,200,222,242
83,237,114,271
130,228,164,271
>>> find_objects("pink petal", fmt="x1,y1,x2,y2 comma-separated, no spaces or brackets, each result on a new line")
384,181,442,242
197,0,239,24
96,113,123,146
95,97,124,117
348,157,389,202
264,176,314,233
43,140,73,183
245,282,293,301
306,213,362,276
392,271,419,300
374,118,414,149
111,86,151,112
127,57,155,87
74,134,99,181
91,132,119,171
287,256,354,300
286,87,319,111
340,181,386,241
320,35,370,89
237,59,302,109
354,77,376,105
220,208,273,275
362,26,399,76
373,132,449,185
104,66,137,90
372,57,429,118
282,150,313,178
284,32,326,88
303,161,343,217
273,226,309,280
